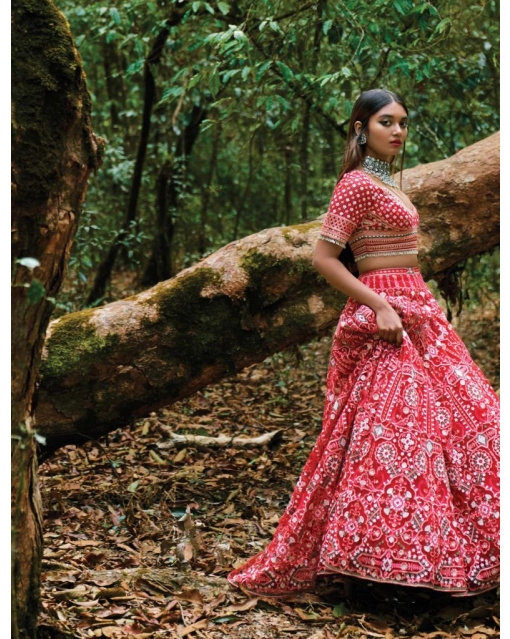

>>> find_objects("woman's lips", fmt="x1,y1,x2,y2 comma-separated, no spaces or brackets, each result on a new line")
390,141,402,146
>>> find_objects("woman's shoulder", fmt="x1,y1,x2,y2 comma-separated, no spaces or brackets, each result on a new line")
342,169,371,182
341,169,373,183
337,169,376,194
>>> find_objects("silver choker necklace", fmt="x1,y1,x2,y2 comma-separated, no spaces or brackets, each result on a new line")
362,156,398,188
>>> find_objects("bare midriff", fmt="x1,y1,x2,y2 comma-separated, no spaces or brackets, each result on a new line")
357,252,419,274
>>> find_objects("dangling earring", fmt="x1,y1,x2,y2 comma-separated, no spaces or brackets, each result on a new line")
357,132,367,145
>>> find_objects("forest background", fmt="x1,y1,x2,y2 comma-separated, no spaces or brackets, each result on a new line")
54,0,499,314
12,0,500,637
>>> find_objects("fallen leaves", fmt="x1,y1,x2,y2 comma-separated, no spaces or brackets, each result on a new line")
39,329,500,638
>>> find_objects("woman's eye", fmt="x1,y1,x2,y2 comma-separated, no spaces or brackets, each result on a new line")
380,120,409,128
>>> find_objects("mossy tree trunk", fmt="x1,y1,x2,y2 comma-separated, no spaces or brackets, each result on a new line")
34,133,499,458
11,1,102,636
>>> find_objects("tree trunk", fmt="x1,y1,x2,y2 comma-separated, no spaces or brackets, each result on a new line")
11,1,102,636
86,26,169,306
284,144,293,226
300,1,324,221
232,138,254,242
34,132,499,457
141,103,208,286
300,101,311,221
198,120,221,256
87,6,189,305
140,159,174,284
103,40,121,131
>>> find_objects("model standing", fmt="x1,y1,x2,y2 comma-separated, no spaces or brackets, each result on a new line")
227,89,500,597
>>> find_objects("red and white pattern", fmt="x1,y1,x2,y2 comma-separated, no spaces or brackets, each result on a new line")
227,268,500,597
318,170,419,262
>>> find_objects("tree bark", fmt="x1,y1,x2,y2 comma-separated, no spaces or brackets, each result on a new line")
35,132,499,458
141,103,208,286
11,1,102,636
198,120,221,256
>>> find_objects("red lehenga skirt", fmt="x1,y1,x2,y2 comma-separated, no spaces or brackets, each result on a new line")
227,266,500,597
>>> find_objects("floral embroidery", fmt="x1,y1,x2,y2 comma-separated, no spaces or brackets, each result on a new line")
227,268,500,598
318,170,419,262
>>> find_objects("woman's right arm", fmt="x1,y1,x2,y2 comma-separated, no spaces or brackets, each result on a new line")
312,239,404,345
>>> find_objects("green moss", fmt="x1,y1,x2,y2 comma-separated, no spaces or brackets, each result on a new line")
263,304,316,351
12,0,100,206
141,267,264,379
144,267,223,324
140,260,336,385
238,247,346,345
40,308,120,381
40,261,343,405
281,221,322,243
240,248,321,308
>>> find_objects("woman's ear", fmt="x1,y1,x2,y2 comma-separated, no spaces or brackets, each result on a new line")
354,120,362,135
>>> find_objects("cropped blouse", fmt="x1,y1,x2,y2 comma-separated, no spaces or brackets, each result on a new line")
318,169,419,262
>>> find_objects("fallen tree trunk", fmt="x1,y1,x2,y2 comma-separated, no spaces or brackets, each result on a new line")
36,132,499,456
402,131,500,275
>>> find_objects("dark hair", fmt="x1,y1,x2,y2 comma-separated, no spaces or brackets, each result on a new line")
338,88,408,187
336,88,409,275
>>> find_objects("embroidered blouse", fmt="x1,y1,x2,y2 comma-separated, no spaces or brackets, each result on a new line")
318,169,419,262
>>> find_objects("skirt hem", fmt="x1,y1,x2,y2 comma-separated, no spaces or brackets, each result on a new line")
227,569,499,599
316,564,499,598
225,266,500,603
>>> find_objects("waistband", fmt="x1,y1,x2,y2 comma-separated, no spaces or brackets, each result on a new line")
358,266,427,290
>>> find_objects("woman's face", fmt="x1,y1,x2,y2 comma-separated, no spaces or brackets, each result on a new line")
355,101,409,163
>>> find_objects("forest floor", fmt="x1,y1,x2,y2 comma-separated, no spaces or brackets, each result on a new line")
38,283,500,639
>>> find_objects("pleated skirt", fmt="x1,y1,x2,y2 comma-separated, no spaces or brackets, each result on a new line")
227,266,500,597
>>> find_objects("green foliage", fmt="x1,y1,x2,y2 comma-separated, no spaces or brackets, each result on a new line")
54,0,498,307
460,246,500,312
26,280,47,305
428,246,500,316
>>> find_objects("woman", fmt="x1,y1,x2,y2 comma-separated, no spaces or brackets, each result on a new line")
227,89,500,598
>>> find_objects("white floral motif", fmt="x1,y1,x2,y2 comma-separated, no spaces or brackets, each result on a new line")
318,170,419,262
227,255,500,599
434,456,447,479
470,451,491,472
400,433,416,452
405,386,419,407
375,442,397,465
436,407,451,428
467,381,483,401
451,448,464,465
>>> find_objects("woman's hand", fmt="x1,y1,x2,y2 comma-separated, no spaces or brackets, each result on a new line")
375,304,404,346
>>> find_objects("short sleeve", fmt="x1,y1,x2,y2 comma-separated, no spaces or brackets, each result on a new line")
318,171,374,248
